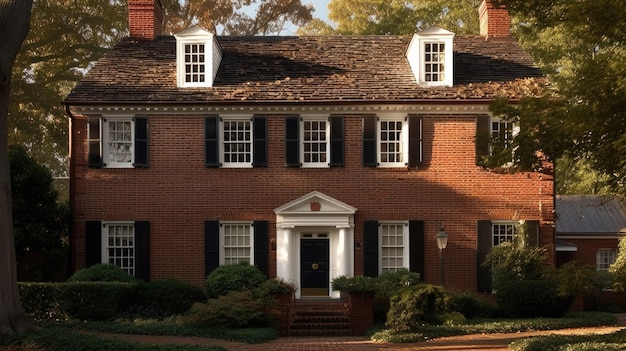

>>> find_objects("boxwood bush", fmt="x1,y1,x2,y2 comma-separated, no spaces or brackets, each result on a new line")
130,279,207,318
206,262,266,298
386,284,450,333
495,279,572,318
185,291,266,328
56,282,136,321
68,263,137,283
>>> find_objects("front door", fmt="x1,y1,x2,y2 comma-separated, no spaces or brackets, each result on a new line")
300,237,330,297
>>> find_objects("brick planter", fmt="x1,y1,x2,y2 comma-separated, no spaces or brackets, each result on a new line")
349,293,374,335
266,293,293,336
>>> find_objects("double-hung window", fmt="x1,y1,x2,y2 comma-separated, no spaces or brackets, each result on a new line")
424,42,446,83
87,116,149,168
221,222,254,265
102,222,135,276
597,249,616,271
285,115,344,168
205,115,267,168
379,222,409,273
363,114,422,168
406,27,454,87
492,221,517,246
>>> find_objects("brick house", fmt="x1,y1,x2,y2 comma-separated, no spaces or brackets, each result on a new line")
556,195,626,269
64,0,554,298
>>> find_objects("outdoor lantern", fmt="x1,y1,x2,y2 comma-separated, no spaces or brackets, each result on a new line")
436,226,449,250
436,226,449,284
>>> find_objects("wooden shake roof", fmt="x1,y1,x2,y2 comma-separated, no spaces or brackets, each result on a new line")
64,35,545,105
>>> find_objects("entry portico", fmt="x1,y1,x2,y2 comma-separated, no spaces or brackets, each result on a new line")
274,191,356,298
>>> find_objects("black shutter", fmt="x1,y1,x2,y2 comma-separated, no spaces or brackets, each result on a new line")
87,118,103,167
363,220,379,277
253,221,269,277
204,221,220,276
477,220,492,293
205,116,220,167
330,116,345,167
134,221,150,281
285,116,300,167
134,117,149,167
409,220,425,280
253,116,267,167
525,220,539,246
408,115,423,168
85,221,102,267
362,115,377,167
476,114,490,165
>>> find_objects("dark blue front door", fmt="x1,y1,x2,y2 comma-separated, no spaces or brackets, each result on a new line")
301,238,329,296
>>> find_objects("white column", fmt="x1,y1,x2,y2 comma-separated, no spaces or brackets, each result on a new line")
276,227,293,283
337,226,354,277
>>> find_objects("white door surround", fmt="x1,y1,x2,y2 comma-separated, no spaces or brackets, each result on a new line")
274,191,357,298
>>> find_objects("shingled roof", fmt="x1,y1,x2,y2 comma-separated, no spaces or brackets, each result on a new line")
64,35,545,105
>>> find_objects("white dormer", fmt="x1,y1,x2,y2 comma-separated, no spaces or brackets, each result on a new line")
174,26,222,88
406,26,455,87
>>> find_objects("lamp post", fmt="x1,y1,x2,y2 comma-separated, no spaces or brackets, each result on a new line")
435,226,449,285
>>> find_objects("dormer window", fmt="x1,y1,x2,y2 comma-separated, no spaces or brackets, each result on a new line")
174,26,222,88
407,26,455,87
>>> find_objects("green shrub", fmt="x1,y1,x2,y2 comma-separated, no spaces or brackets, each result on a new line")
331,275,376,294
254,278,296,297
206,262,266,298
68,263,137,283
185,291,266,328
433,311,466,326
130,279,207,319
496,279,572,318
373,269,421,322
19,282,64,321
449,291,482,319
386,284,450,333
56,282,136,321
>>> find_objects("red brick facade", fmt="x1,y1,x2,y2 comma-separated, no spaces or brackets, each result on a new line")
69,110,555,290
479,0,511,39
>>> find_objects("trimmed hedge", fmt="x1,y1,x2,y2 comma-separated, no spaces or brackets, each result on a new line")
68,263,137,283
206,262,267,298
495,279,572,318
131,279,207,318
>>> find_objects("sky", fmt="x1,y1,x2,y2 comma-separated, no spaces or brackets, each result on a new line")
308,0,331,22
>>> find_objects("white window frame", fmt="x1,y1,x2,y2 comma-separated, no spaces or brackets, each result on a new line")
220,117,254,168
101,221,135,276
102,117,134,168
491,221,517,247
490,116,520,166
406,27,455,87
300,116,330,168
378,115,409,167
379,221,410,274
596,249,616,271
174,27,222,88
220,222,254,265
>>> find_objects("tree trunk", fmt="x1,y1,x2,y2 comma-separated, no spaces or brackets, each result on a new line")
0,0,36,335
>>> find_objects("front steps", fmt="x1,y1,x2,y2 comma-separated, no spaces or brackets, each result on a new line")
288,298,351,336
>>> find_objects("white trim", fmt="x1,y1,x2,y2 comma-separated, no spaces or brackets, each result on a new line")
377,115,409,167
174,26,222,88
102,116,135,168
219,221,254,265
300,116,330,168
378,221,410,274
407,26,455,87
219,116,254,168
101,221,136,276
69,104,493,116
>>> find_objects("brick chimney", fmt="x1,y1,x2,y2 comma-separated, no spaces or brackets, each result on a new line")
478,0,511,39
128,0,164,40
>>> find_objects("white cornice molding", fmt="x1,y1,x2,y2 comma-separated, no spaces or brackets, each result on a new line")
68,103,492,116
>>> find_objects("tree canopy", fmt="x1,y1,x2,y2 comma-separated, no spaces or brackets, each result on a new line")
487,0,626,195
299,0,480,35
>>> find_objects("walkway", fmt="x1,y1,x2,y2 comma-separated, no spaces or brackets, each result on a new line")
102,324,625,351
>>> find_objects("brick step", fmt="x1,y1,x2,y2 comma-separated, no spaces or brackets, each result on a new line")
289,299,351,336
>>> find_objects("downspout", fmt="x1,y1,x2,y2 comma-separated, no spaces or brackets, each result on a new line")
64,104,76,275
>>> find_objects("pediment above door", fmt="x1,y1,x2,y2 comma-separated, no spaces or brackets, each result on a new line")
274,191,356,228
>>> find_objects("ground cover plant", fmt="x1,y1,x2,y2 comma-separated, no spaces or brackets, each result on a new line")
510,329,626,351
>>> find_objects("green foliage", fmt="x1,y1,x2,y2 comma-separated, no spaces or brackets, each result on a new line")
205,262,267,298
18,282,65,322
385,284,450,333
131,279,207,319
609,235,626,292
449,292,482,319
372,269,421,322
549,261,603,298
511,329,626,351
495,279,572,318
185,291,266,328
68,263,137,283
484,222,547,287
313,0,479,35
253,278,296,297
56,282,136,321
0,328,227,351
331,275,377,294
9,144,70,281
